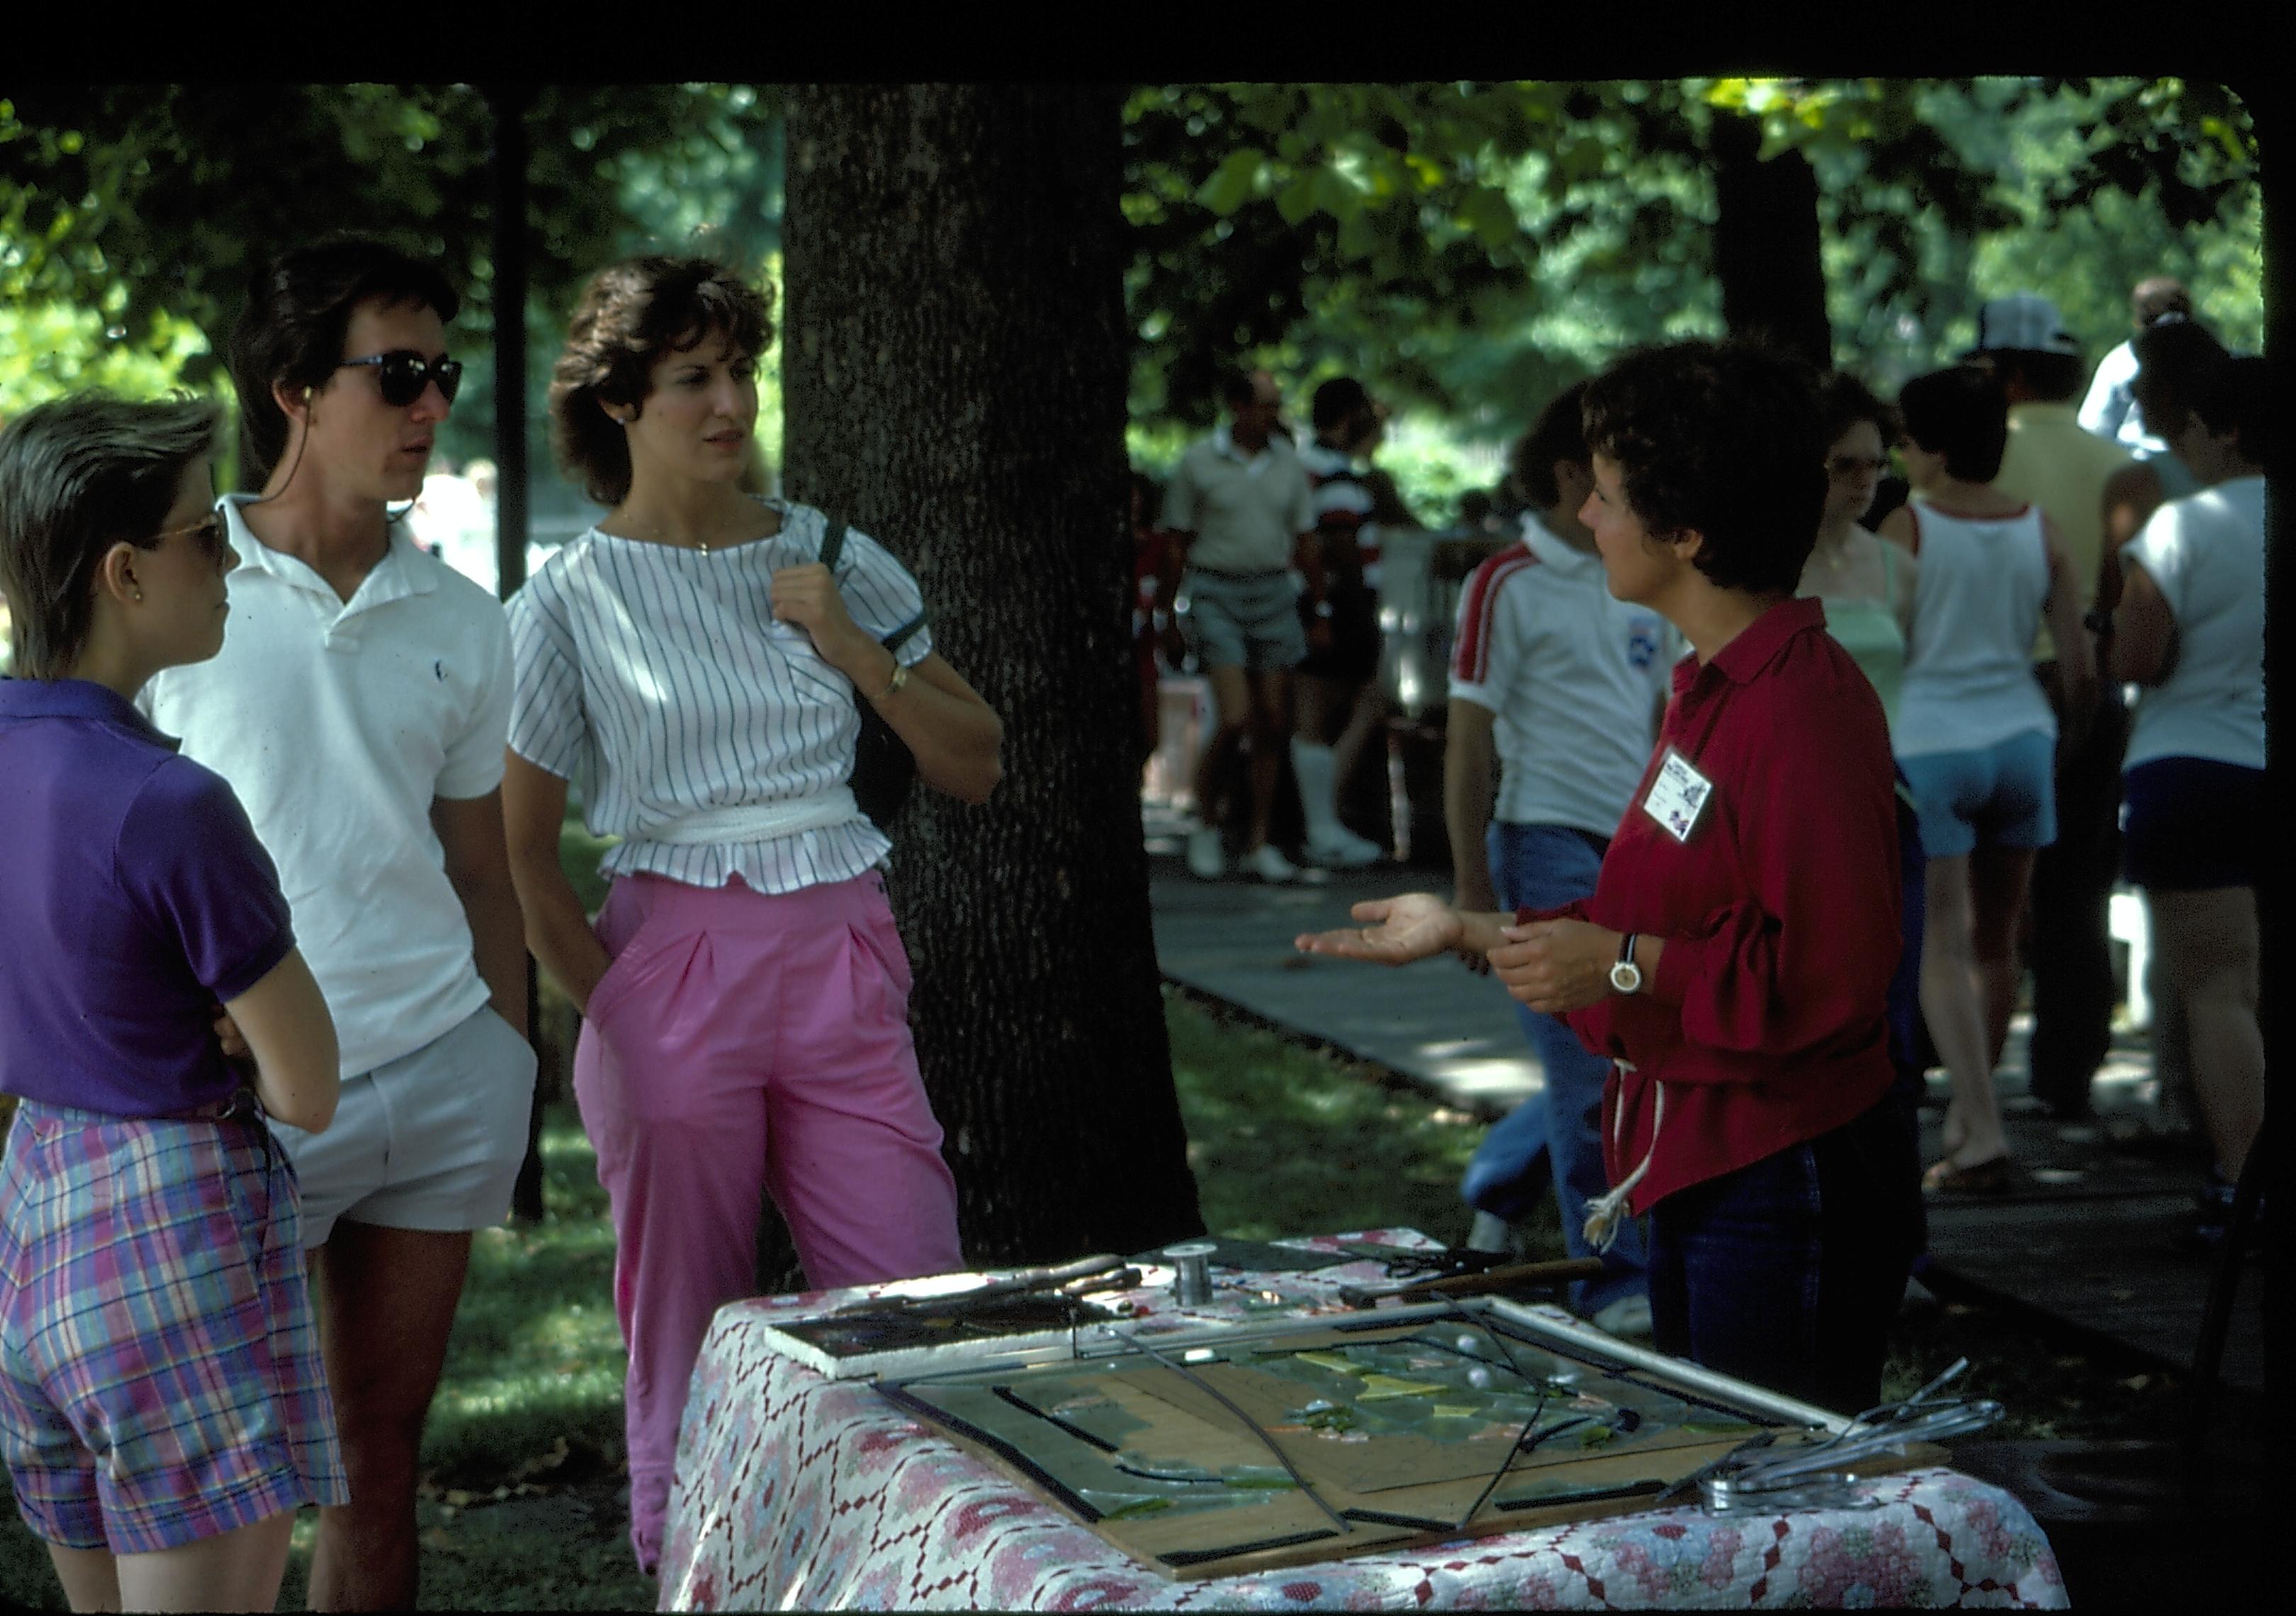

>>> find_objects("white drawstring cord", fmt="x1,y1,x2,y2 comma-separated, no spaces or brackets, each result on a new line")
1582,1061,1662,1254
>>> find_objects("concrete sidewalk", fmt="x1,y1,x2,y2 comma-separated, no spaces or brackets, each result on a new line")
1149,851,1543,1122
1145,803,2263,1393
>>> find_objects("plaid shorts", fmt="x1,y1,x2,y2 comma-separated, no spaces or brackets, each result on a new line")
0,1096,349,1553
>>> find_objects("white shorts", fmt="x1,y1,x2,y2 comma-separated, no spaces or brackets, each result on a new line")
269,1005,537,1248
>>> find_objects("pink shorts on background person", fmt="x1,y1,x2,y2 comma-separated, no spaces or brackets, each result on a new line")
573,868,964,1573
0,1099,348,1554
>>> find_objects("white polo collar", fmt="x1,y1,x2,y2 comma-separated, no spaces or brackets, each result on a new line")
219,493,441,652
221,493,438,608
1212,424,1281,466
1520,510,1602,578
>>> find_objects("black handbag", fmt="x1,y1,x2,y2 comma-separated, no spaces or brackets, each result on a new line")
818,515,924,827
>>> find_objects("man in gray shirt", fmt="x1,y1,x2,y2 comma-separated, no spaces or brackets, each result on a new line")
1160,369,1322,882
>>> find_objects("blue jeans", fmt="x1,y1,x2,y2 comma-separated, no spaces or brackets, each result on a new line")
1462,821,1649,1317
1647,1089,1923,1416
1889,770,1928,1111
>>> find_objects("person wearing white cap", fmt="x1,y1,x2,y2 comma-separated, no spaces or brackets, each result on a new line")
1970,293,2146,1123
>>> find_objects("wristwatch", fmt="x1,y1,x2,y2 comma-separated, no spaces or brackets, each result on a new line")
1609,932,1643,995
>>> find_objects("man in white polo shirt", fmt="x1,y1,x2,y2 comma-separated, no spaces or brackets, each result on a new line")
1444,382,1675,1337
1160,368,1321,883
142,238,533,1611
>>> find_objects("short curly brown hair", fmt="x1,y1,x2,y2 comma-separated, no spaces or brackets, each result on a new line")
1580,340,1826,596
548,257,775,507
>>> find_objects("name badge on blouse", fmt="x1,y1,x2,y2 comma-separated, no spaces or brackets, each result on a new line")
1642,746,1715,844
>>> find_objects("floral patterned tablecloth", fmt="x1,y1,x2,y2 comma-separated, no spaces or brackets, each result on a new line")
659,1232,2066,1610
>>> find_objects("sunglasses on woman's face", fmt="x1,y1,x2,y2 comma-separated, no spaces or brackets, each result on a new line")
157,512,231,563
337,349,463,408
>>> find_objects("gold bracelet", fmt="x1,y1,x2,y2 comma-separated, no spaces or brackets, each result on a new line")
872,660,909,703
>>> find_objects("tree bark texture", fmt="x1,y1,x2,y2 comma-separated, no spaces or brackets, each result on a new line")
1710,113,1834,371
777,84,1205,1281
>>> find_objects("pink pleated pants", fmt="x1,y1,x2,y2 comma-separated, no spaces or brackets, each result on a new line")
572,869,964,1569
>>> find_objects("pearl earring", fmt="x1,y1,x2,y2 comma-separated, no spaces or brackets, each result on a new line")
133,588,145,603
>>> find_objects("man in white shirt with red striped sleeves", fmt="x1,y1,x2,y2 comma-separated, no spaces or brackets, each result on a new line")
1443,381,1676,1335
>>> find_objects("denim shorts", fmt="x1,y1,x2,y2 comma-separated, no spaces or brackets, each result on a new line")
1896,728,2057,858
268,1004,536,1247
1181,568,1307,672
0,1097,348,1552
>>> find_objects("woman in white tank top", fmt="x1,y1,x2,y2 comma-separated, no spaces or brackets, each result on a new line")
1881,367,2093,1194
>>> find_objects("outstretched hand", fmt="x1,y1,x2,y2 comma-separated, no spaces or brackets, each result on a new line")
1294,892,1465,966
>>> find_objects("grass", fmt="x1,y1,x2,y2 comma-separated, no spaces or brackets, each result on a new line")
1169,987,1558,1253
0,987,2219,1610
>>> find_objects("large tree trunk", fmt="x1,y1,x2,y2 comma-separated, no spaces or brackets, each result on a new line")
773,84,1205,1284
1710,112,1833,370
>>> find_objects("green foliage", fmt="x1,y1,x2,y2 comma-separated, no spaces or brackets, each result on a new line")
1120,82,1668,432
5,79,2259,524
1,86,491,395
0,86,783,494
0,299,220,411
1118,77,2261,461
1783,78,2263,391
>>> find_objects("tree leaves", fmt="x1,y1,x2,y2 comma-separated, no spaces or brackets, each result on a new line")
1198,147,1266,215
1,78,2262,476
1118,75,2260,449
0,84,783,481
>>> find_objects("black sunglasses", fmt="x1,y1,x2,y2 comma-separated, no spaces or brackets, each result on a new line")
337,349,463,408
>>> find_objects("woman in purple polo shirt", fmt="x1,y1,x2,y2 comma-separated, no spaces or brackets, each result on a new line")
0,393,344,1612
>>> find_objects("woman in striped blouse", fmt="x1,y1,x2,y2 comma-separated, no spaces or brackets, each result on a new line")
500,256,1003,1575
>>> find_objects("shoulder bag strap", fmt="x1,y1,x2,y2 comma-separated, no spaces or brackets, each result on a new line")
819,514,928,654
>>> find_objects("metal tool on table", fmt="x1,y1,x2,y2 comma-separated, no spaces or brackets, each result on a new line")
1062,1264,1142,1298
1674,1357,2005,1515
826,1252,1131,1321
1336,1255,1606,1308
1163,1241,1218,1306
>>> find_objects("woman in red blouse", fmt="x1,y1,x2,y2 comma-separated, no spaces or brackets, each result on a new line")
1300,342,1920,1415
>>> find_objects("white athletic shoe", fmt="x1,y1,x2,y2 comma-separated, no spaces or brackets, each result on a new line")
1186,826,1226,880
1305,827,1384,869
1590,1294,1655,1340
1465,1212,1514,1255
1242,843,1300,884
